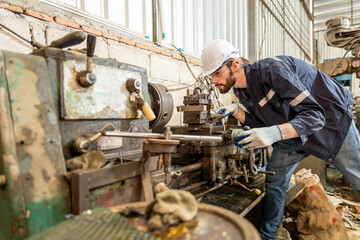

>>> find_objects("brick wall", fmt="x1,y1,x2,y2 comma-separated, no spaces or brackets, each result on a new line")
0,0,233,126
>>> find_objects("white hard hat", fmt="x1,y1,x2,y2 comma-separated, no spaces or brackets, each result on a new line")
201,39,240,76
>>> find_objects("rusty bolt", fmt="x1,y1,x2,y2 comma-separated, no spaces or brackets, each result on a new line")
164,127,172,140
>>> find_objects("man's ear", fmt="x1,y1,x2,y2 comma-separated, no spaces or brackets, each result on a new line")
231,61,240,72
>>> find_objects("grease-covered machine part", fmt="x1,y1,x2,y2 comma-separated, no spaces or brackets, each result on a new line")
148,82,174,130
0,47,151,239
0,38,264,240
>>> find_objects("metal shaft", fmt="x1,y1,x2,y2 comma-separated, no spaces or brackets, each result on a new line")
104,131,223,142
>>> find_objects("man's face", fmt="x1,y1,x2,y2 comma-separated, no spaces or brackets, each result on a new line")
210,63,236,94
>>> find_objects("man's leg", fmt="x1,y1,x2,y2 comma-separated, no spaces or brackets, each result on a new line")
332,120,360,194
259,141,308,240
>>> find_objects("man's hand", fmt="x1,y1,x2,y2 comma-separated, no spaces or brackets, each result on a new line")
234,125,283,148
217,104,240,117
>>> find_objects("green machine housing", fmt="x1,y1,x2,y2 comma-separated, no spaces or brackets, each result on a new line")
0,47,151,239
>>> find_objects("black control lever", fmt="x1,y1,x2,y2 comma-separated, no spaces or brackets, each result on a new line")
85,34,96,72
76,34,97,87
86,34,97,58
0,23,86,49
49,31,86,49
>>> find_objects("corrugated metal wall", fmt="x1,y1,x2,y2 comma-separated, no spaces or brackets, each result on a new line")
314,0,360,62
254,0,312,62
163,0,249,57
314,0,360,31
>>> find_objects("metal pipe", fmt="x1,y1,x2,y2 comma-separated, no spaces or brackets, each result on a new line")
152,0,159,43
239,192,266,217
104,150,142,160
104,131,223,142
176,162,203,174
194,180,229,198
182,181,208,191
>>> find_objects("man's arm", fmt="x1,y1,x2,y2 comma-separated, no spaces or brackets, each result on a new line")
277,123,300,139
233,108,245,123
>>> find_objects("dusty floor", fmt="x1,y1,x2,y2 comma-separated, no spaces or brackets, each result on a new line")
325,172,360,202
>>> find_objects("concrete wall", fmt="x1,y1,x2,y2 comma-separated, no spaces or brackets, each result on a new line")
0,0,234,126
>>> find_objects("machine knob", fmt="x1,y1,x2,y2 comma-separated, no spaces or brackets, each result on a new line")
77,72,97,87
76,34,97,88
126,78,141,92
73,136,92,153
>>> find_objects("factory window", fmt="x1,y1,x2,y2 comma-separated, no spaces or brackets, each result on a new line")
39,0,248,58
40,0,153,40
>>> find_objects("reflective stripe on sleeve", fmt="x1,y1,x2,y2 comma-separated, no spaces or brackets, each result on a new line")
259,89,276,107
289,90,310,107
271,56,282,61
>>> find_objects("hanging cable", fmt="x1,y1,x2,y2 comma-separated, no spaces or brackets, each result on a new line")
329,40,359,77
164,43,223,108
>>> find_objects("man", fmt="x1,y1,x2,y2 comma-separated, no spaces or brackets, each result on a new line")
201,39,360,240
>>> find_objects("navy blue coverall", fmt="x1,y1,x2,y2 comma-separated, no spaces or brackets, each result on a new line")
234,55,354,163
233,55,358,239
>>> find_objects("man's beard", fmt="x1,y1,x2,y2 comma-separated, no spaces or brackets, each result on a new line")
217,70,236,94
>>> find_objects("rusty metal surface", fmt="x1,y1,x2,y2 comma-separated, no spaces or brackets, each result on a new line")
70,161,143,214
140,139,181,202
0,46,268,240
194,181,229,198
198,184,265,216
0,50,70,238
175,162,203,174
90,177,143,209
62,59,143,119
32,47,150,118
178,88,214,125
59,120,147,160
5,51,68,197
177,105,208,111
111,202,261,240
148,83,174,129
32,48,150,161
97,132,123,150
0,54,27,239
105,130,224,142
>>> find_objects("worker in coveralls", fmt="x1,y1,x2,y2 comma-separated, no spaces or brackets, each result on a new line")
200,39,360,240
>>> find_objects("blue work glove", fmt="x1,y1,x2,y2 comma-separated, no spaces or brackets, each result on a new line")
217,104,240,117
233,125,283,148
